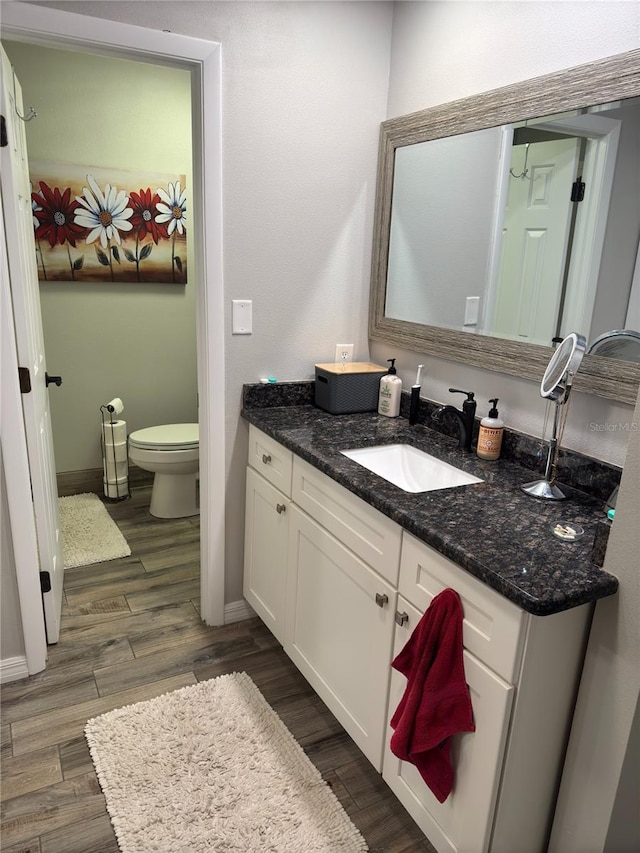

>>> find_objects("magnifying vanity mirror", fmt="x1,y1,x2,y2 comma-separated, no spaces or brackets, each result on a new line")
369,49,640,405
522,333,586,500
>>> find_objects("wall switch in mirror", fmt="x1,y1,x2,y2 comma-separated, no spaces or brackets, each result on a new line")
464,296,480,327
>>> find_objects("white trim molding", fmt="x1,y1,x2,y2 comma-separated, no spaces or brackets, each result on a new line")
0,656,30,684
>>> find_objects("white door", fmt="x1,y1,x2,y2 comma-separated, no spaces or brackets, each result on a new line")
1,45,64,643
490,137,580,346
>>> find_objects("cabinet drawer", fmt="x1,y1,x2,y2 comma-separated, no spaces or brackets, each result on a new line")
248,425,293,497
384,596,513,853
292,456,401,586
399,533,525,683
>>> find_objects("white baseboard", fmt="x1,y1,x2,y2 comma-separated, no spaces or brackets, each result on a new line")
0,655,29,684
224,598,255,624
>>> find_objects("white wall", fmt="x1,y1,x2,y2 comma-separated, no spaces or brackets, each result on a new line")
388,0,640,115
386,127,503,330
30,1,394,603
2,41,196,472
591,101,640,341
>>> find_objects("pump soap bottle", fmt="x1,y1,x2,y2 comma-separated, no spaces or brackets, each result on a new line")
477,398,504,460
378,358,402,417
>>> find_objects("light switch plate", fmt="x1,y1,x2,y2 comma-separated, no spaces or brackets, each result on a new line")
232,300,252,334
464,296,480,327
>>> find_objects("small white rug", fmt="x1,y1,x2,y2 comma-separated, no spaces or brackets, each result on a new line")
59,492,131,569
85,672,368,853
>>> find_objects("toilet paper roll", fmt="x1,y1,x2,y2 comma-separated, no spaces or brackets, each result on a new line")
103,478,128,499
102,419,126,444
106,397,124,415
103,441,127,462
103,458,128,481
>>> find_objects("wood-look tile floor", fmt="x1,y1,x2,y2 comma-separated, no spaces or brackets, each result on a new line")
1,486,436,853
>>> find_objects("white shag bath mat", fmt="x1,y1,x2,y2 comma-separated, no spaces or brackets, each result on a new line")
59,492,131,569
85,672,368,853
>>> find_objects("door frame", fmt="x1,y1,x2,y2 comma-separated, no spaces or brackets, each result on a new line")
483,114,620,341
1,2,225,669
532,113,621,338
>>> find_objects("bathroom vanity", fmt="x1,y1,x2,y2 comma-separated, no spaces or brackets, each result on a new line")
241,393,618,853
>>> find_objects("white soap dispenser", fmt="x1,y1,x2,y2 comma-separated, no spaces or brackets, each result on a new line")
378,358,402,417
477,398,504,460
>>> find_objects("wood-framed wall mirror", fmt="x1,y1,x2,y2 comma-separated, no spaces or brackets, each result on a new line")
369,49,640,405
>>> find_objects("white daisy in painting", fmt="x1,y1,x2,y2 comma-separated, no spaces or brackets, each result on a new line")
74,174,133,248
156,181,187,235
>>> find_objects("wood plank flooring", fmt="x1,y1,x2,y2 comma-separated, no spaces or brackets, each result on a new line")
1,486,435,853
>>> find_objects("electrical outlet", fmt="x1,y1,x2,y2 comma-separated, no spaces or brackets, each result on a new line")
335,344,354,363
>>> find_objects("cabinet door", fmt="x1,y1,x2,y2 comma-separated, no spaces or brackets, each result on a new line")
243,466,289,644
285,505,395,771
383,597,514,853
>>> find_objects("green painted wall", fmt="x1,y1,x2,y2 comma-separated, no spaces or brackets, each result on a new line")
3,41,195,472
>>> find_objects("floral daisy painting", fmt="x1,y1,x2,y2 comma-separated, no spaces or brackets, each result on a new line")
30,161,187,284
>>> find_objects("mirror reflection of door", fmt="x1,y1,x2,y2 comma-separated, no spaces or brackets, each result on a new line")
489,136,580,346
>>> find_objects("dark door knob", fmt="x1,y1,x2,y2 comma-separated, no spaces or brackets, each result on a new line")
45,373,62,387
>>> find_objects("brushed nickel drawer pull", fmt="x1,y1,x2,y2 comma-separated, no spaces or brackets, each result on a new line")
395,611,409,627
375,593,389,607
276,503,286,514
262,454,272,464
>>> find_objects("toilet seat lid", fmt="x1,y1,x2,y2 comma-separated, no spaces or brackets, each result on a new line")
129,423,199,451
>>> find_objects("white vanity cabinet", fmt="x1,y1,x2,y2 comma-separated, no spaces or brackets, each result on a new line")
243,427,293,643
388,533,592,853
243,426,593,853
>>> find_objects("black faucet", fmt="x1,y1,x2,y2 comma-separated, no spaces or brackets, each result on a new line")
432,389,476,452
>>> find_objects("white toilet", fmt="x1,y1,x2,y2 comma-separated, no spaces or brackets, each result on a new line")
128,423,199,519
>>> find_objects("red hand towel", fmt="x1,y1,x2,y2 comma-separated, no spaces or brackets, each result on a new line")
390,588,475,803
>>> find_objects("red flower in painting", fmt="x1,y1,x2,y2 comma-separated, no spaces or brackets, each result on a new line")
32,182,86,247
129,188,169,244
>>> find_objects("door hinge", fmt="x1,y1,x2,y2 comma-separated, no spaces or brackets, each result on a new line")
18,366,32,393
1,115,7,147
40,571,52,593
571,177,585,203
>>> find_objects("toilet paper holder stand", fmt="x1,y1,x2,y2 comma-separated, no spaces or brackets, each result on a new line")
100,399,130,502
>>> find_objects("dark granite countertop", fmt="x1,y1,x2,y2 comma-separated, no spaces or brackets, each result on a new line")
241,390,619,617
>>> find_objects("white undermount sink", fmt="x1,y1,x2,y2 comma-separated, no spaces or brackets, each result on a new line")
341,443,483,493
